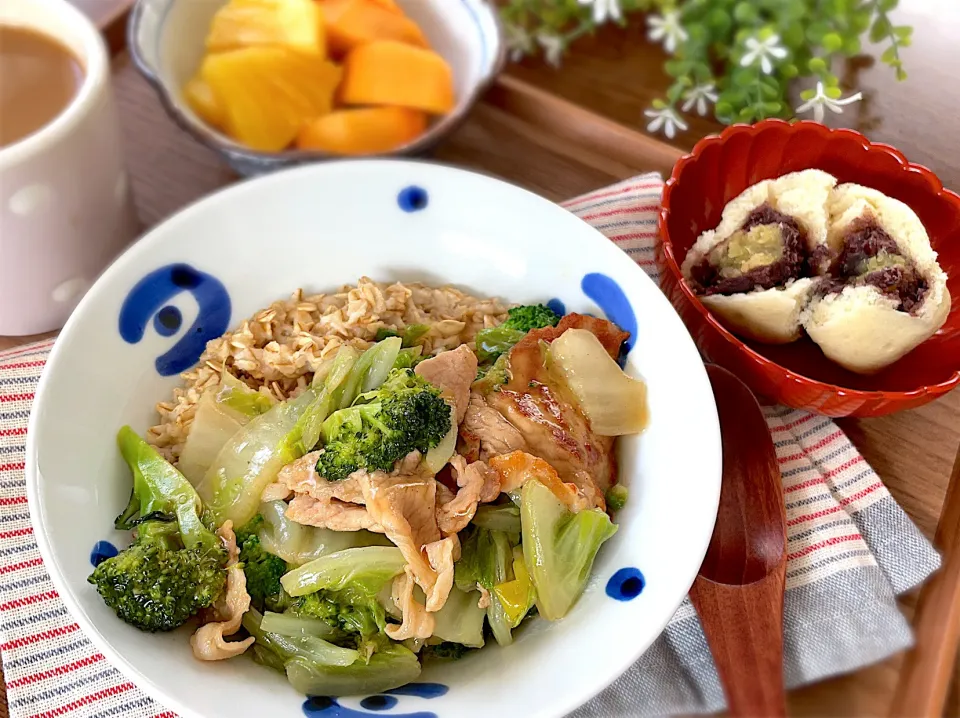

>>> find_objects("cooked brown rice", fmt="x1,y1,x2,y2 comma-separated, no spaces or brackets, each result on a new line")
147,277,509,460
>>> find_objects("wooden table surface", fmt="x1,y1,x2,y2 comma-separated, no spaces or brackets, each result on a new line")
2,1,959,716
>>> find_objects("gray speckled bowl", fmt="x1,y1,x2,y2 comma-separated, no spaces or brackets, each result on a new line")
128,0,505,176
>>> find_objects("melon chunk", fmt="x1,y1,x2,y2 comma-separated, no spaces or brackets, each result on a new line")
339,40,454,115
297,107,427,155
206,0,324,55
320,0,427,55
202,47,342,151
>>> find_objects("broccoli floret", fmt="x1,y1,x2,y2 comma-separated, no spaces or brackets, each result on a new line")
88,427,227,632
235,516,291,612
474,304,561,364
290,588,386,638
90,521,225,632
316,368,451,482
503,304,561,332
472,354,510,394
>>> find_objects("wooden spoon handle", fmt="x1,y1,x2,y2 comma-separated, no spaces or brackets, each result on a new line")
889,443,960,717
690,569,787,718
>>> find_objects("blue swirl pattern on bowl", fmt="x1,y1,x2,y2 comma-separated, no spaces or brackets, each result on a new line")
303,683,448,717
119,263,231,376
582,272,637,355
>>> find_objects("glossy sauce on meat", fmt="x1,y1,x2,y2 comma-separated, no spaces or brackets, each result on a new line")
483,314,628,495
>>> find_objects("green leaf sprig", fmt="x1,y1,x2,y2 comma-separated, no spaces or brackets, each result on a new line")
500,0,912,135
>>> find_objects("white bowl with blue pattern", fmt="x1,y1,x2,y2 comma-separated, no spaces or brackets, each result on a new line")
26,161,722,718
128,0,505,176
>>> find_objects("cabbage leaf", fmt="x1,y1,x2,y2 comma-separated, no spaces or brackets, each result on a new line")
521,478,617,621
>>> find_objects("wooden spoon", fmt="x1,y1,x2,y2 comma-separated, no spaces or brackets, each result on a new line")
689,365,788,717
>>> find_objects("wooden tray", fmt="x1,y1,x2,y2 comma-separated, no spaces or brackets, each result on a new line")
25,5,960,716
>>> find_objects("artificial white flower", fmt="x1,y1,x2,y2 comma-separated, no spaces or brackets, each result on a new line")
578,0,622,25
506,22,533,63
644,106,688,140
647,10,688,54
795,81,863,123
681,83,719,116
740,34,788,74
537,33,565,68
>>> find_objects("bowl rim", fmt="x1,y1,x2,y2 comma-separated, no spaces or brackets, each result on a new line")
658,118,960,404
25,157,723,718
126,0,508,165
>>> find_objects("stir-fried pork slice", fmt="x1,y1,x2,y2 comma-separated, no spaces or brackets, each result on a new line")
489,451,595,512
436,482,455,507
460,392,527,462
277,451,367,504
424,534,459,609
261,481,292,502
277,451,377,530
355,465,453,611
478,464,500,503
415,345,478,423
190,521,255,661
286,493,384,532
436,456,500,535
385,567,435,641
484,313,627,496
485,386,611,499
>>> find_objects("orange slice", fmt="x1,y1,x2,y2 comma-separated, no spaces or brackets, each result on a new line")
320,0,427,55
297,106,427,155
339,40,454,115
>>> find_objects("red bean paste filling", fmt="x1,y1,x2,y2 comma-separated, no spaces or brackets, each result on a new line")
690,204,807,296
818,218,927,315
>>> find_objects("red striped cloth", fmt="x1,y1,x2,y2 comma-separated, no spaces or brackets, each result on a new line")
0,174,938,717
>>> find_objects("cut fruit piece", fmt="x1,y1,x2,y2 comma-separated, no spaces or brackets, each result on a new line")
297,107,427,155
202,47,342,152
320,0,427,56
339,41,454,115
184,75,227,130
206,0,324,55
368,0,402,12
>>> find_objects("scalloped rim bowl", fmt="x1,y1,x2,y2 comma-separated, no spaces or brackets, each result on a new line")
657,119,960,417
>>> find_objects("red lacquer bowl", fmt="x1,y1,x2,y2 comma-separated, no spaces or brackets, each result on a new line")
657,119,960,417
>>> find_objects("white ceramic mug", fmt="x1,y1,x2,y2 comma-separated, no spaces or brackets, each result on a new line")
0,0,138,336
